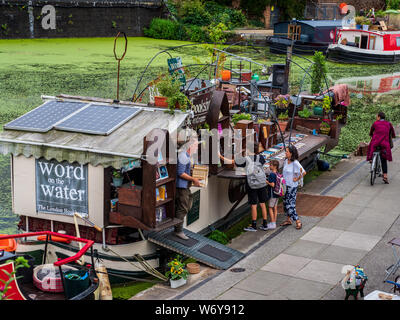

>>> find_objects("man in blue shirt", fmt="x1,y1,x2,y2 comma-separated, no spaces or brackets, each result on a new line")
175,137,201,239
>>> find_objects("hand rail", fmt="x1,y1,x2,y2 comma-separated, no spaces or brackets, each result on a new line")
0,231,94,267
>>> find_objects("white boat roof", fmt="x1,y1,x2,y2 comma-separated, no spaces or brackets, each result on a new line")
0,96,189,168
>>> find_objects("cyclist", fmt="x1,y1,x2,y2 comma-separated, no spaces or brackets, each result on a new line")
367,112,396,184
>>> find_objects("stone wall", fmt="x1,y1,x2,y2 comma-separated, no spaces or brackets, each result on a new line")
0,0,163,39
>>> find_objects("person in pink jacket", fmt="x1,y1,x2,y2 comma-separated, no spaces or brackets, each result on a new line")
367,112,396,184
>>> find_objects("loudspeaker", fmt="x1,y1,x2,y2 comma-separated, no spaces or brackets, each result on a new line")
272,64,286,87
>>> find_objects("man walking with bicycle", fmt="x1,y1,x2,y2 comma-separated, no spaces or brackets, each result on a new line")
367,112,396,184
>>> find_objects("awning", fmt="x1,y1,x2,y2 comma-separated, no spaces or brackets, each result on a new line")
0,99,188,168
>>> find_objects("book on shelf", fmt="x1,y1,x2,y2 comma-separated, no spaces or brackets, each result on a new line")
156,185,167,202
156,205,167,223
158,165,169,180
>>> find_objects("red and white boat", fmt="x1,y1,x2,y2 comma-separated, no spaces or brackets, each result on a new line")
327,28,400,64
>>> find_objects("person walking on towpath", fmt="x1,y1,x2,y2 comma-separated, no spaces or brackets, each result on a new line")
367,111,396,184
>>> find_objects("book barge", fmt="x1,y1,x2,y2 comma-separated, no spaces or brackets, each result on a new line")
0,44,349,299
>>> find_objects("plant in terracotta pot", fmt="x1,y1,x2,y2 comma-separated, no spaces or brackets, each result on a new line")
165,255,189,289
278,110,289,132
156,74,190,114
319,119,331,135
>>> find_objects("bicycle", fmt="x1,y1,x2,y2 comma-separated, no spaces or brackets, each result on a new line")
370,146,382,186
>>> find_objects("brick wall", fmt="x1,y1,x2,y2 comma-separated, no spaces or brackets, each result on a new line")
0,1,163,39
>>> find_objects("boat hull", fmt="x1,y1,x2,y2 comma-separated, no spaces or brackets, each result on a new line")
16,238,161,284
266,36,329,55
327,45,400,64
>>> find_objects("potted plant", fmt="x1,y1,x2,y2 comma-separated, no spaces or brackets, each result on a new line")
156,74,190,114
311,101,324,116
274,94,290,115
112,170,123,187
232,112,252,125
362,17,371,31
322,95,333,119
355,16,364,29
278,111,289,132
319,119,331,135
165,256,189,289
298,106,312,118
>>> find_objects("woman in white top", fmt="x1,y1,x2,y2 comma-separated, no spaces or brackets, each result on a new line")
280,145,306,229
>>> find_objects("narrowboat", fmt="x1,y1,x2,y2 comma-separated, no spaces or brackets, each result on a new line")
267,19,344,55
327,29,400,64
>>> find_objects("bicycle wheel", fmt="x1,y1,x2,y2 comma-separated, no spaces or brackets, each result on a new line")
370,154,377,185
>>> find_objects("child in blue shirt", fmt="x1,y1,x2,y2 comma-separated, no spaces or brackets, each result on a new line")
265,160,280,230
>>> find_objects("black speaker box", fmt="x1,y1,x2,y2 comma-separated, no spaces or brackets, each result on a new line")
272,64,286,87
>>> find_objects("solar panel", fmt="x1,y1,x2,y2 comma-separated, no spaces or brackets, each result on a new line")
4,101,88,133
54,104,141,135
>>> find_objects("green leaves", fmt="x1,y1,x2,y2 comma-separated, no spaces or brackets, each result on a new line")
311,51,328,94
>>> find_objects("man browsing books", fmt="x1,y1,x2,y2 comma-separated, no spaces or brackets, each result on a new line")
175,137,201,240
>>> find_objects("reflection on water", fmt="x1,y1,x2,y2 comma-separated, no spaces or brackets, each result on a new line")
334,72,400,96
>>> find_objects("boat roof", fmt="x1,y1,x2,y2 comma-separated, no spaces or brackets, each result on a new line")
339,28,400,35
0,96,188,168
2,0,162,7
275,19,343,28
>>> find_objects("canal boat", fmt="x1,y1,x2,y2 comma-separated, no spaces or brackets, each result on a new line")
0,231,99,300
0,42,349,285
327,29,400,64
267,19,344,55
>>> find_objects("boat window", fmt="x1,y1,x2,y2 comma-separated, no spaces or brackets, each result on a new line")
355,36,360,47
396,37,400,47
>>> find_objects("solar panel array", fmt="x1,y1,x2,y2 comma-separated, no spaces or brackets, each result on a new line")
55,104,140,135
4,100,141,136
4,101,87,133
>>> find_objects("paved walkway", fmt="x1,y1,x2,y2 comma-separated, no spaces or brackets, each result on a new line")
177,141,400,300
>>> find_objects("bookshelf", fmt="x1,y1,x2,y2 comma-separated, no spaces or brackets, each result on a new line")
108,128,181,231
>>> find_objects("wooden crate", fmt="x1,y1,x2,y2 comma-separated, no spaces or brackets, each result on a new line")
192,165,209,188
118,186,142,207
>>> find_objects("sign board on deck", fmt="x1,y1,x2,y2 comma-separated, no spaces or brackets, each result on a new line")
35,158,88,217
168,57,186,86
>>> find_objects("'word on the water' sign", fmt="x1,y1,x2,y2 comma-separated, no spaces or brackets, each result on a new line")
35,158,88,217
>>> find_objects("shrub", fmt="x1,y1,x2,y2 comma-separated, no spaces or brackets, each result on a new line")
187,25,209,43
144,18,185,40
179,0,211,26
311,51,328,94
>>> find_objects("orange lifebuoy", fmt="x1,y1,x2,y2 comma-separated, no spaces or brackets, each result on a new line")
37,235,71,244
0,235,17,252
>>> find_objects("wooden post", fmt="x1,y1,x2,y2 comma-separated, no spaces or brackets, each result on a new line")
282,45,292,95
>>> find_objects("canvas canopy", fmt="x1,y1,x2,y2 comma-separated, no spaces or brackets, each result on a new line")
0,98,188,169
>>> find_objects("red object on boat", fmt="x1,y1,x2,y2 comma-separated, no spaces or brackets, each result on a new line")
154,96,168,107
37,235,71,244
0,231,94,267
0,261,26,300
221,70,231,81
240,70,252,82
0,234,17,252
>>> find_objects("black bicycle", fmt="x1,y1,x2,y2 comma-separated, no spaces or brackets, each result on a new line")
370,146,382,186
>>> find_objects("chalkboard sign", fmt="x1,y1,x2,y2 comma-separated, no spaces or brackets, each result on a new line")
187,190,200,225
35,158,88,217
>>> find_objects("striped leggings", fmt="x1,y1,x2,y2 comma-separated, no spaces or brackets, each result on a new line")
283,186,299,222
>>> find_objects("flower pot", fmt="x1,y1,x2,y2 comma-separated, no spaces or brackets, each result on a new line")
356,24,362,30
170,277,187,289
362,25,369,31
154,96,168,108
278,121,288,132
112,177,123,187
187,263,200,274
313,106,323,116
320,127,331,135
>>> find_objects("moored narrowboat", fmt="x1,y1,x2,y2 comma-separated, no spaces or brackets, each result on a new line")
327,28,400,64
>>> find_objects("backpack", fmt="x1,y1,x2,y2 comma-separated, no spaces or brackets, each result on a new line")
246,155,267,189
273,173,286,197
